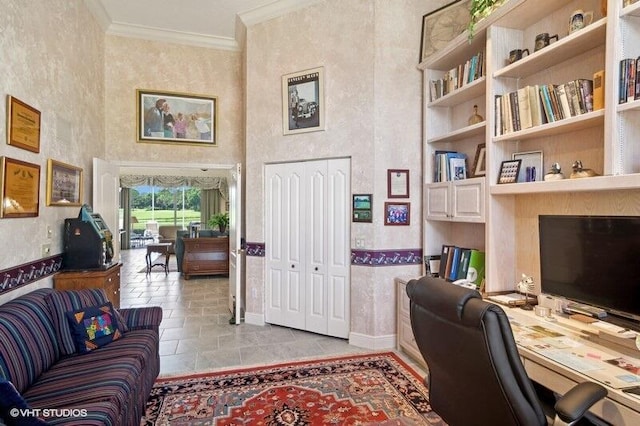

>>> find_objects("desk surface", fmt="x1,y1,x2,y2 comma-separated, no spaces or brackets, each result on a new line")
504,306,640,424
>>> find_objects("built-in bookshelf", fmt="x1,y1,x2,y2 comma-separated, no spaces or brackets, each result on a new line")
420,0,640,295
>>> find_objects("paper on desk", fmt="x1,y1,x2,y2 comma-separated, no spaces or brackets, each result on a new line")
537,349,604,373
591,321,638,338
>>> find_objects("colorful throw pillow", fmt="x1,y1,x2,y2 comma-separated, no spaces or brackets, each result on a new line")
46,288,128,357
65,302,123,353
0,379,47,426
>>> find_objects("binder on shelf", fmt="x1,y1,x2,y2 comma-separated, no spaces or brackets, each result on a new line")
456,248,472,281
448,246,462,281
466,250,485,286
439,245,453,278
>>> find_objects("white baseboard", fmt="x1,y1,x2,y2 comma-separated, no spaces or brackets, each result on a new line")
349,332,396,350
244,311,265,326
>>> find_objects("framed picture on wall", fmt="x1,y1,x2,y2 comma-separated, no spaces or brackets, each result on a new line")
0,157,40,218
353,194,373,222
387,169,410,198
282,67,325,135
420,0,471,62
384,202,410,226
46,159,83,206
136,89,217,146
7,95,41,153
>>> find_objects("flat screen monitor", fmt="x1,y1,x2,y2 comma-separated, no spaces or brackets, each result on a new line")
539,215,640,322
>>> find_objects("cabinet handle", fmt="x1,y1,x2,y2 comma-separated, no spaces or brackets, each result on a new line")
107,277,112,282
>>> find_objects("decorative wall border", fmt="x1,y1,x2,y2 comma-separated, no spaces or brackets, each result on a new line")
246,242,266,257
0,255,63,296
245,242,422,267
351,249,423,266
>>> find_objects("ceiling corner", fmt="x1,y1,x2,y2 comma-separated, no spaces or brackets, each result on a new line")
239,0,323,27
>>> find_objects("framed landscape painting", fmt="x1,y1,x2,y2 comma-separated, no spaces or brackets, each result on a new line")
137,89,217,146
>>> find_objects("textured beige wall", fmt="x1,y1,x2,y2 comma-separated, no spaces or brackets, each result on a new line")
0,0,105,303
104,36,244,165
244,0,426,342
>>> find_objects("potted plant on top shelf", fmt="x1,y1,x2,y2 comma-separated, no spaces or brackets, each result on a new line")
468,0,506,38
208,212,229,234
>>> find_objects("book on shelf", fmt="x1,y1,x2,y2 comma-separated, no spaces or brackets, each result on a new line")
494,80,594,136
619,58,639,104
593,70,605,110
428,51,485,102
434,151,466,182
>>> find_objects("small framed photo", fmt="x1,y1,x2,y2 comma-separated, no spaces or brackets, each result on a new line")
1,157,40,218
353,194,373,223
471,143,486,177
282,67,325,135
384,202,410,226
46,159,83,206
512,150,543,183
137,89,217,145
7,95,41,153
387,169,410,198
498,159,522,184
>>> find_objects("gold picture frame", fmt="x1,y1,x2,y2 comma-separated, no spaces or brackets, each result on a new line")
46,159,83,206
0,157,40,218
7,95,41,153
137,89,217,146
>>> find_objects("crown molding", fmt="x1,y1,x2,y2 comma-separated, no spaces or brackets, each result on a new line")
239,0,323,27
83,0,111,31
106,23,239,51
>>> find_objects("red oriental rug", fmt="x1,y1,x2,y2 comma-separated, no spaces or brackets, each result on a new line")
142,352,445,425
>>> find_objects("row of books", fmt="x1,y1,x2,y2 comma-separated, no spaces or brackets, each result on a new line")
429,51,485,102
619,57,640,104
439,245,485,286
494,76,599,136
434,151,467,182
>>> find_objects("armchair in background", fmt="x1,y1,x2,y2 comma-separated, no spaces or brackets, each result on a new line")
406,276,607,426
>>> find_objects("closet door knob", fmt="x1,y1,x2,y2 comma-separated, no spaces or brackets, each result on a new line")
291,264,295,268
315,267,319,271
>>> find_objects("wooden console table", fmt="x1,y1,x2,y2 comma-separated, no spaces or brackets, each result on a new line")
146,242,172,274
54,263,122,308
182,237,229,279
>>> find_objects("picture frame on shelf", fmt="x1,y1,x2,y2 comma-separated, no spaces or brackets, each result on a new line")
46,159,83,206
471,143,486,177
512,151,543,183
282,66,325,135
7,95,41,153
0,157,40,218
498,159,522,184
420,0,471,62
136,89,217,146
387,169,410,198
352,194,373,223
384,202,410,226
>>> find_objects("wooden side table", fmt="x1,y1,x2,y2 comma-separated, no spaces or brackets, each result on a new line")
146,243,172,274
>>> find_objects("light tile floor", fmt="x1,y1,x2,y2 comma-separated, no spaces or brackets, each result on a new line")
119,248,426,378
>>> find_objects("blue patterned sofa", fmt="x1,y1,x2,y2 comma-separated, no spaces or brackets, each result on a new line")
0,288,162,425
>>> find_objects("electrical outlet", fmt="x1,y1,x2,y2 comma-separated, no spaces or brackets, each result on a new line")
41,243,51,257
355,239,365,248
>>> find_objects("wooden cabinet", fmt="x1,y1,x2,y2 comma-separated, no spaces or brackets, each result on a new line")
396,277,426,368
53,263,122,308
425,178,485,221
182,237,229,279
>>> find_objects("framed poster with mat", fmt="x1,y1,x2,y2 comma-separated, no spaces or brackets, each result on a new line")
46,159,83,206
282,67,325,135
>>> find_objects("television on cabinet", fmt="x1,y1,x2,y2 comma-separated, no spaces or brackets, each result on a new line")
538,215,640,325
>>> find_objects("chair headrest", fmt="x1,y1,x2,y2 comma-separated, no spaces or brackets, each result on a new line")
406,276,482,323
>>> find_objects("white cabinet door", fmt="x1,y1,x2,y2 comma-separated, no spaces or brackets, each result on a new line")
426,179,484,222
452,179,484,222
425,182,450,219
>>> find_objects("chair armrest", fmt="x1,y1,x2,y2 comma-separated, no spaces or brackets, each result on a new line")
554,381,607,423
119,306,163,331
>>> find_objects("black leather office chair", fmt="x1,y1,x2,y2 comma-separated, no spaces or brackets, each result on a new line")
406,276,608,426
